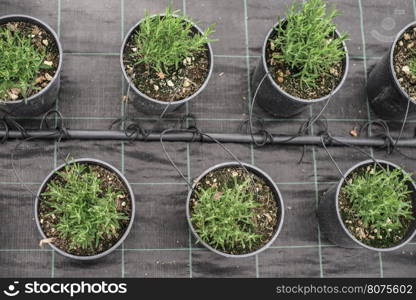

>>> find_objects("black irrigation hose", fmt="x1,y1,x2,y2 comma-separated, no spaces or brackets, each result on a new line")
2,129,416,147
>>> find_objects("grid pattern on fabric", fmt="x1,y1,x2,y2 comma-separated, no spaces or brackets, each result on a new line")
1,0,416,278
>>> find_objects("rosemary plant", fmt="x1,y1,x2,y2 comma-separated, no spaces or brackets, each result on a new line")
42,163,129,251
271,0,348,89
342,165,414,241
191,177,261,252
0,25,50,101
128,6,215,74
409,54,416,76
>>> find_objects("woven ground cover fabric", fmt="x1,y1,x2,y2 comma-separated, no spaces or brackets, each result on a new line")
1,0,416,278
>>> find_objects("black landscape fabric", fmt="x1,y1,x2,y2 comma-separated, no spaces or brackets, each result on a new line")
1,0,416,278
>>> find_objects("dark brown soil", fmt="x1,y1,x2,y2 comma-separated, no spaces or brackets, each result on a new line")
190,166,279,255
122,25,210,102
1,21,59,102
38,163,132,256
339,165,414,248
393,26,416,100
266,30,345,100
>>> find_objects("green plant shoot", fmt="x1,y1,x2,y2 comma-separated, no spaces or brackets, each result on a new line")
271,0,348,89
0,25,50,101
128,6,215,74
342,165,414,240
42,163,129,251
191,177,261,252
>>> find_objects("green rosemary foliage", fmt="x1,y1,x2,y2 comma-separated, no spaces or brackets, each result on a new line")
409,54,416,76
342,165,414,240
191,177,261,252
42,163,129,251
128,6,215,74
271,0,348,88
0,25,50,101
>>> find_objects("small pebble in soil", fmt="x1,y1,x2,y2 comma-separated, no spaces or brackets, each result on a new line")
31,26,40,35
183,79,191,88
330,67,338,76
402,65,411,75
8,88,20,99
36,76,45,84
7,94,18,100
167,80,174,87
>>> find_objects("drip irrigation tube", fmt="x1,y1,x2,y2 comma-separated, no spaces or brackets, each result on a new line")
1,129,416,147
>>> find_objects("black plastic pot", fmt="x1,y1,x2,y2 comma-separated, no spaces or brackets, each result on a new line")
251,20,349,118
120,14,214,115
186,162,285,258
35,158,135,260
317,159,416,251
0,15,63,117
367,21,416,121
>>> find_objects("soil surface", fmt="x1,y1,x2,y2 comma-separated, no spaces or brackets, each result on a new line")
0,21,59,102
339,165,414,248
266,30,345,100
190,166,279,255
38,163,132,256
122,25,210,102
393,26,416,100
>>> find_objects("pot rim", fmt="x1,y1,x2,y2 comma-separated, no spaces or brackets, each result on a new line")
186,162,285,258
120,13,214,106
260,18,349,104
0,14,63,105
389,21,416,105
34,158,136,260
334,159,416,252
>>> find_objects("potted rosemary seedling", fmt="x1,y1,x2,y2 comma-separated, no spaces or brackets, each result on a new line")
187,162,284,257
35,159,135,260
121,6,215,115
318,160,416,251
251,0,349,117
0,15,62,117
368,21,416,120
